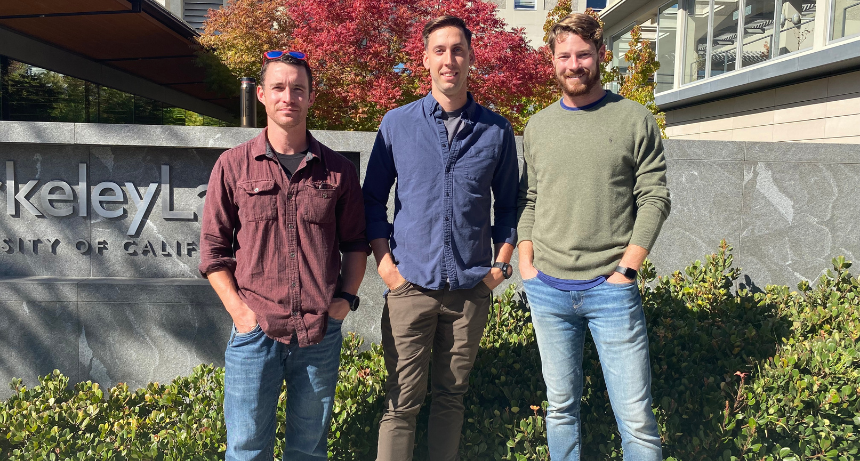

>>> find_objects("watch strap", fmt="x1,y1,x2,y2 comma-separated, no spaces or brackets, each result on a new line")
337,291,359,311
614,265,638,279
493,262,513,279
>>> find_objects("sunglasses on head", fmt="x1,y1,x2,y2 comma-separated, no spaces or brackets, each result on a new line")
264,50,307,61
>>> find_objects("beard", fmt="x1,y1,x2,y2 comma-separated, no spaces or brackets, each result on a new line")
556,65,601,98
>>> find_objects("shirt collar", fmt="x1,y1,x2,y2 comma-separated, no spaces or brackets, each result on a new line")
254,127,321,165
423,91,478,122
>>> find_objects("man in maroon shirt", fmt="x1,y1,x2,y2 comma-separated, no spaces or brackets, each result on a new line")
198,51,369,461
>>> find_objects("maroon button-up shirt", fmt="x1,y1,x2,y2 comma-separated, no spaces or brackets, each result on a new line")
199,129,370,347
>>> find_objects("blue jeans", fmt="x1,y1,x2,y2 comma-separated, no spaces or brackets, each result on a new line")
224,318,343,461
523,277,662,461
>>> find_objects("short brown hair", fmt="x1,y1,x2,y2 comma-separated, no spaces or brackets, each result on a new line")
547,13,604,54
422,15,472,49
259,54,314,91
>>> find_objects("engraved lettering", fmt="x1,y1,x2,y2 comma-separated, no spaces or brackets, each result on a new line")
97,240,108,254
196,184,208,221
141,240,156,256
124,240,138,256
40,181,74,217
29,238,42,254
92,182,124,218
161,165,194,220
1,238,13,253
78,163,87,217
125,182,158,236
46,238,60,254
186,241,198,257
6,161,16,216
160,240,172,256
76,239,90,254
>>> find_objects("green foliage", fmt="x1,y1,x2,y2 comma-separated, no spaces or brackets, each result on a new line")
2,244,859,459
616,26,666,137
0,365,225,459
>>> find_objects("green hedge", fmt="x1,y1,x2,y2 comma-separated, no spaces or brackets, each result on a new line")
1,242,858,460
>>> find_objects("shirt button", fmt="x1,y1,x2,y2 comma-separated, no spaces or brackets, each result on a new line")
290,253,295,258
291,282,297,287
287,194,292,200
322,193,328,198
254,187,259,192
288,224,294,229
444,216,449,221
292,311,300,317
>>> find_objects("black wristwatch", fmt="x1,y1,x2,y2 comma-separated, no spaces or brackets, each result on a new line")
337,292,361,311
614,265,638,280
493,262,513,279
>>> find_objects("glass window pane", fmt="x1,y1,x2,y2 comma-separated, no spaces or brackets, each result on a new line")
587,0,608,10
611,27,634,92
2,61,87,122
684,0,711,83
742,0,776,66
162,106,187,125
133,96,163,125
99,86,134,124
657,3,679,92
514,0,536,9
711,0,740,76
776,0,815,55
831,0,860,40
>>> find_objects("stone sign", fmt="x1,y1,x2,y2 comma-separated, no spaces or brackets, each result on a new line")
0,143,222,278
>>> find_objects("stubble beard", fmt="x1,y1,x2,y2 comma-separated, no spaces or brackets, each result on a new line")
556,66,601,98
271,106,305,130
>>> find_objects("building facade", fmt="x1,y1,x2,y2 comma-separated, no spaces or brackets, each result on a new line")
153,0,227,31
601,0,860,142
0,1,236,126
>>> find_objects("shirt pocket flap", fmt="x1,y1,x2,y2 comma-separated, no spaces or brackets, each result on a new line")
238,179,277,195
305,182,338,199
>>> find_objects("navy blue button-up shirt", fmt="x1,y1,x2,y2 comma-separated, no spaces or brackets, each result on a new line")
363,93,519,290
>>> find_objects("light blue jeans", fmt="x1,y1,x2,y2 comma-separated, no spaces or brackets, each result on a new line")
523,276,662,461
223,318,343,461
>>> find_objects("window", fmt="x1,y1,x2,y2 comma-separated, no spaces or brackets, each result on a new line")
684,0,711,83
741,0,777,66
775,0,815,55
514,0,537,9
831,0,860,39
0,57,230,126
610,27,634,93
710,0,741,76
587,0,608,10
657,2,679,92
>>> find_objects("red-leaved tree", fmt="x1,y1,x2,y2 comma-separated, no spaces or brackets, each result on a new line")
201,0,556,132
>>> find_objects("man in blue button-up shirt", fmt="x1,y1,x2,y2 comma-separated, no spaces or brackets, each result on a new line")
362,15,519,461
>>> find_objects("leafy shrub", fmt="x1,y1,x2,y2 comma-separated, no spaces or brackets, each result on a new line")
1,242,858,460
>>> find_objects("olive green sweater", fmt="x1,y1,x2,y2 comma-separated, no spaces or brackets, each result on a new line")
517,93,671,280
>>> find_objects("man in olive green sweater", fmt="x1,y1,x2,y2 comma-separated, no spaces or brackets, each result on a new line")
516,13,670,461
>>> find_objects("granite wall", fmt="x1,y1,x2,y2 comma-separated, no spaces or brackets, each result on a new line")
1,121,858,398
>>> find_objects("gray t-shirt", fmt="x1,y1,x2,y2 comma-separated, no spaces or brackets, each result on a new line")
441,106,466,145
276,153,305,178
266,140,308,179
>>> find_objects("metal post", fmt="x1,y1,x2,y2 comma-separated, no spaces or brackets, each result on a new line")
240,77,256,128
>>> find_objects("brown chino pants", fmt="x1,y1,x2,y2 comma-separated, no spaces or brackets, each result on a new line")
376,281,493,461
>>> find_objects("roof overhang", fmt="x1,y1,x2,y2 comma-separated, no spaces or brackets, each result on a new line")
655,38,860,109
0,0,237,122
599,0,652,33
